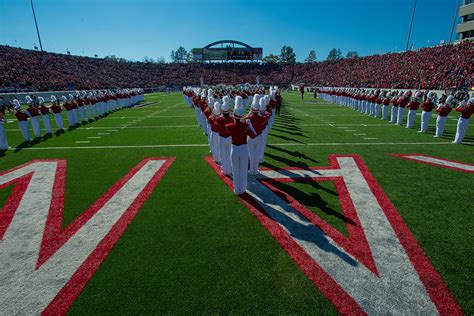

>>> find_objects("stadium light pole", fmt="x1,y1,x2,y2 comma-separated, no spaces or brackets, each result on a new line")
405,0,417,51
30,0,43,51
449,0,461,43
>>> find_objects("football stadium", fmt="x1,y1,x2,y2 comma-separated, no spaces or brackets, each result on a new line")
0,0,473,315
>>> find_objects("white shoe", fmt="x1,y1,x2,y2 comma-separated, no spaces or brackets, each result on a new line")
434,135,439,138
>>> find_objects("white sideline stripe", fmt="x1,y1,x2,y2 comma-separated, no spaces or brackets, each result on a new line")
354,133,366,136
87,137,101,139
7,141,463,151
106,129,118,132
75,141,90,144
97,133,110,135
345,130,357,132
364,138,378,140
404,155,474,172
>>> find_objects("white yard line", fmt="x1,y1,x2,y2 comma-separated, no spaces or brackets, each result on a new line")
7,141,465,151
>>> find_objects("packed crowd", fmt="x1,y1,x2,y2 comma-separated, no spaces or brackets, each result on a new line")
1,41,472,92
183,85,282,195
317,87,473,144
0,89,144,150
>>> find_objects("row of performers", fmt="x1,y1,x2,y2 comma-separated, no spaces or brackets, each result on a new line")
318,88,473,144
0,89,144,149
183,86,282,195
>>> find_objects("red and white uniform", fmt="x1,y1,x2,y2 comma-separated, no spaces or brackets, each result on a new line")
420,99,435,133
26,106,42,137
50,103,64,130
39,104,52,134
15,111,30,141
453,102,473,144
435,104,452,137
226,118,256,195
406,100,420,128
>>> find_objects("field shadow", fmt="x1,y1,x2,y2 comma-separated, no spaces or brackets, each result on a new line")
243,180,358,267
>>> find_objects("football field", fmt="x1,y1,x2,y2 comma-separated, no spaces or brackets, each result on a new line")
1,91,473,314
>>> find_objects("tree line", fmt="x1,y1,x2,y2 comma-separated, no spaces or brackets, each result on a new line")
105,46,359,64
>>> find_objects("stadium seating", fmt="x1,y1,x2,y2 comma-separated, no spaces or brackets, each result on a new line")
0,41,472,92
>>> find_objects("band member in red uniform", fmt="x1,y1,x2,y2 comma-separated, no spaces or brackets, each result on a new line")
247,94,266,175
225,96,256,195
38,97,52,134
391,91,401,123
397,91,410,125
434,95,454,137
382,91,391,120
216,97,234,176
62,96,75,128
208,101,221,163
0,100,8,150
419,91,436,133
10,99,30,142
406,91,421,128
76,92,87,123
453,96,473,144
25,96,42,138
50,96,64,131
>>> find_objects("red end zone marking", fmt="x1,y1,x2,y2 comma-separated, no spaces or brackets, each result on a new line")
205,155,462,315
389,154,474,174
0,158,175,315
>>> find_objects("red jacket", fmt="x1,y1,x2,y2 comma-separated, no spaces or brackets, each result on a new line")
225,119,256,145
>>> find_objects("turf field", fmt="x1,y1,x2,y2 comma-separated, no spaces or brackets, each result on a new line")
0,91,473,314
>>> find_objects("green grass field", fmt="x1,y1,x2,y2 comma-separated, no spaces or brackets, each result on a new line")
1,92,473,314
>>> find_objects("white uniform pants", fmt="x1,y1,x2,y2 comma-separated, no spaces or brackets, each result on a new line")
374,104,381,118
397,107,405,125
66,110,74,127
18,121,30,141
72,109,79,125
390,106,398,123
0,122,8,149
219,136,232,175
454,117,470,144
420,111,432,132
30,116,41,137
406,110,417,128
54,113,64,130
435,116,447,137
231,143,248,195
248,135,262,175
210,130,220,163
41,114,52,133
86,105,92,120
79,106,86,122
381,105,389,120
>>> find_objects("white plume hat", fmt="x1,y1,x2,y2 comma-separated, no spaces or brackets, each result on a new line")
25,96,33,104
12,99,21,110
38,97,45,105
61,96,68,102
251,94,262,111
221,96,232,112
446,95,455,106
212,101,221,116
233,96,244,116
50,95,57,103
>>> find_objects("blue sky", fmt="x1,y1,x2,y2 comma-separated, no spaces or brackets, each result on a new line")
0,0,461,62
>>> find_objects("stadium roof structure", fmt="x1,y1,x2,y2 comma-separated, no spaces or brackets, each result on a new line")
192,40,263,61
203,40,254,49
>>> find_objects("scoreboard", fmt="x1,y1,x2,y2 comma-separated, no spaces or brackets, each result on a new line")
192,46,263,61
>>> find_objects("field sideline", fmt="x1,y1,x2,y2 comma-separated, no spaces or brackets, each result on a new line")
0,91,473,314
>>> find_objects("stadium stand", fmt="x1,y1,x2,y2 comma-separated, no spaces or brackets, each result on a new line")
0,41,472,92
